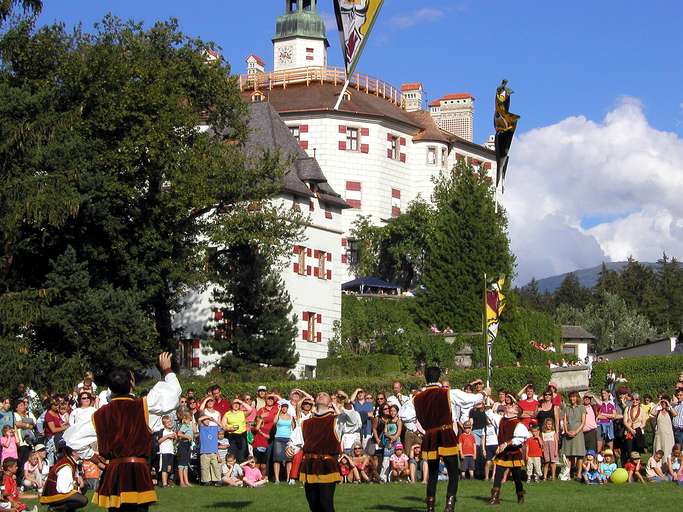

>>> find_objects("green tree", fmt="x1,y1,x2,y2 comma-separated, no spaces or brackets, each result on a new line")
415,162,514,331
516,278,553,312
554,273,591,309
555,291,656,353
595,262,620,295
210,244,298,372
0,0,41,23
653,253,683,333
0,15,299,386
348,198,434,290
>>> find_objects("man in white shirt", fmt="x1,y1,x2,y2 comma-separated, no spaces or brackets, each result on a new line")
39,446,88,510
387,381,409,409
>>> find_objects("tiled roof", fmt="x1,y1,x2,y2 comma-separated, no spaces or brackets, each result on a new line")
561,325,597,341
429,93,475,107
243,102,346,207
241,83,494,156
401,82,423,91
246,54,266,66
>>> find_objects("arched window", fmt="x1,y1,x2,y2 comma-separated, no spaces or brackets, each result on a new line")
251,91,266,102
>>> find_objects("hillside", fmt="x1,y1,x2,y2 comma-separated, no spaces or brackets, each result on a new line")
531,261,670,293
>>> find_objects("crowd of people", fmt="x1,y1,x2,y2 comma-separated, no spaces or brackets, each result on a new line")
0,369,682,510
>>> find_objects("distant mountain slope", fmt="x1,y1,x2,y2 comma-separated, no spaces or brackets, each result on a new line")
531,261,668,294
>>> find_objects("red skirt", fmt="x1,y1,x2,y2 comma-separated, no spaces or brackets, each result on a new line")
93,460,157,508
421,426,459,460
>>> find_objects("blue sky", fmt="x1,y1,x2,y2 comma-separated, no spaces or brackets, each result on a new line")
38,0,683,145
35,1,683,282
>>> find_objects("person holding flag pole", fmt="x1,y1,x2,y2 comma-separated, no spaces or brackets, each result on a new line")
333,0,384,110
484,275,506,389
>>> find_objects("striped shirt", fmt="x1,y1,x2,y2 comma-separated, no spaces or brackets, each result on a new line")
673,402,683,430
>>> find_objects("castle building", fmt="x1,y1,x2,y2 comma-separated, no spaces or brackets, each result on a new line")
429,93,475,142
177,0,495,377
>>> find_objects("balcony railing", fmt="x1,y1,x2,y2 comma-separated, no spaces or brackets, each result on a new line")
238,66,403,107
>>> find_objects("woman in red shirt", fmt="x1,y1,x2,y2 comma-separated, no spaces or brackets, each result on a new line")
44,399,68,439
518,388,539,428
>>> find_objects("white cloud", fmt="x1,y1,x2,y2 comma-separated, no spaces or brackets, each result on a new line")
506,97,683,285
389,8,444,29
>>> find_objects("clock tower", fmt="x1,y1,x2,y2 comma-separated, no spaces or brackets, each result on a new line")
273,0,329,71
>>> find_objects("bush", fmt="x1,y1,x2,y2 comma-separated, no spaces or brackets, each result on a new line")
316,354,401,379
139,364,554,400
590,355,683,397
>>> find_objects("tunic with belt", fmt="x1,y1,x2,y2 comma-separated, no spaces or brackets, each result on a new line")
493,417,530,468
40,455,79,506
399,384,484,461
288,410,354,484
63,372,181,509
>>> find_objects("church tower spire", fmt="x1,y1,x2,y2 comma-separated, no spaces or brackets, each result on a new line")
273,0,329,71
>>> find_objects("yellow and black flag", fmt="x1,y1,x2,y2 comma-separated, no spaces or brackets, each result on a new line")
494,80,520,193
334,0,384,77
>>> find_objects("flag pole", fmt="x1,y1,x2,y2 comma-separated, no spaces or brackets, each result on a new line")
483,272,490,389
334,78,351,111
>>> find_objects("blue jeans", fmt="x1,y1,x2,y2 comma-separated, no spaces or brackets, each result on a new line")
674,428,683,447
599,422,614,441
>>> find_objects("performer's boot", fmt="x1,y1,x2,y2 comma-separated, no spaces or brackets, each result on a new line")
488,487,500,505
443,495,456,512
426,496,436,512
516,490,525,504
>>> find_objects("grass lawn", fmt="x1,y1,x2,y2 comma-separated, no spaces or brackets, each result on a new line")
26,480,681,511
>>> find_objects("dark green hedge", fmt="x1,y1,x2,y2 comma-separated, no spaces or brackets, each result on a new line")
316,354,402,379
590,355,683,397
163,364,553,399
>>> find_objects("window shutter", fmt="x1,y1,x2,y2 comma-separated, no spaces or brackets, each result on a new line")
346,199,361,209
306,248,312,257
302,312,309,321
360,144,369,154
326,269,332,280
399,137,406,146
387,148,393,159
361,127,369,137
299,140,309,150
339,125,347,133
314,267,320,277
309,200,314,212
306,266,312,276
293,262,299,273
316,314,322,323
303,330,308,340
400,153,406,163
325,211,332,219
484,162,492,170
341,238,347,247
316,332,322,342
341,254,348,264
300,124,309,133
387,133,393,142
326,252,332,262
339,141,347,151
293,245,300,254
314,250,320,258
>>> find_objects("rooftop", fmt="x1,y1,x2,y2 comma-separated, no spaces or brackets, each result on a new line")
561,325,597,341
401,82,423,92
246,54,266,67
429,93,475,108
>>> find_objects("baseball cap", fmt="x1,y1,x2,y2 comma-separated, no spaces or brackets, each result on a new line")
586,449,596,457
257,386,267,392
630,451,641,460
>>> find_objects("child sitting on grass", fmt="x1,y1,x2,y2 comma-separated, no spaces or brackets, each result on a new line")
645,450,670,482
2,458,37,512
241,457,267,487
582,450,601,484
389,443,410,482
598,449,617,483
221,454,244,487
338,454,353,483
624,452,645,483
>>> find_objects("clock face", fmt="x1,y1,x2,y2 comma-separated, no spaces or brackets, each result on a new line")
278,45,294,65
